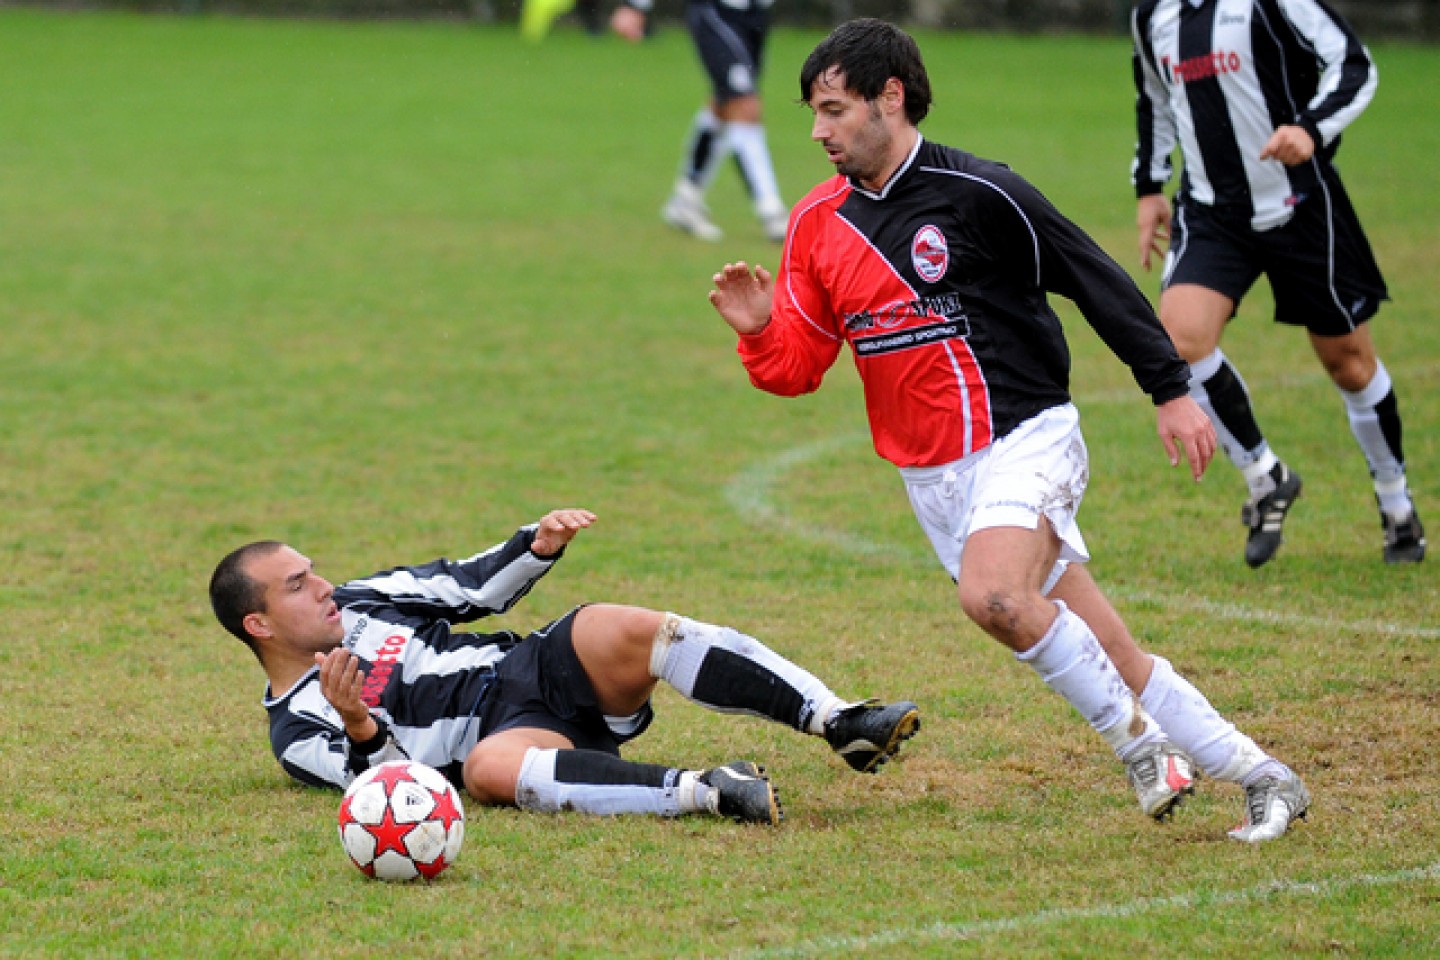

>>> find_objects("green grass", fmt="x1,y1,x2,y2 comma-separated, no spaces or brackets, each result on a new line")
1,9,1438,958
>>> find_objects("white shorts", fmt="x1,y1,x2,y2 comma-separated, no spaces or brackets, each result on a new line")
901,403,1090,595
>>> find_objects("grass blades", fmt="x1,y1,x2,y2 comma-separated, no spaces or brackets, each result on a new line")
1,10,1437,958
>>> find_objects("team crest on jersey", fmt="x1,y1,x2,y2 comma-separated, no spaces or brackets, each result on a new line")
912,225,948,283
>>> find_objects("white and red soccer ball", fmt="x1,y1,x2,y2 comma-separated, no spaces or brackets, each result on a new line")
337,761,465,880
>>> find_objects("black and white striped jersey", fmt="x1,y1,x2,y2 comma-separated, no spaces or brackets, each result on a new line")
1131,0,1377,230
262,525,558,790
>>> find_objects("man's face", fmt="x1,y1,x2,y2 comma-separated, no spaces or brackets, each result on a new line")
807,68,895,188
244,545,344,653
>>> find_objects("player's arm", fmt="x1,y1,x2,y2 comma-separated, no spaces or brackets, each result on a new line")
272,681,407,790
337,519,573,622
1136,193,1171,272
1273,0,1377,157
710,249,843,397
1003,175,1213,479
1130,6,1178,243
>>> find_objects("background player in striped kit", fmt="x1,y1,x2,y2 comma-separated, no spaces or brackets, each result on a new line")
210,508,919,825
710,18,1309,841
1131,0,1424,566
612,0,788,243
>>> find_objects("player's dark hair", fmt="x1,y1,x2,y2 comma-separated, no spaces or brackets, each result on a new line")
209,540,285,660
799,18,932,125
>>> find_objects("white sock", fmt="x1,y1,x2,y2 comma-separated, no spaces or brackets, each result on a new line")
1139,655,1272,782
1017,602,1163,760
649,614,844,735
514,747,685,817
726,121,783,218
679,107,729,190
1338,361,1410,512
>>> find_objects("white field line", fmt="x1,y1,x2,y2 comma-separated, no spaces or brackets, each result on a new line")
733,860,1440,959
723,432,1440,640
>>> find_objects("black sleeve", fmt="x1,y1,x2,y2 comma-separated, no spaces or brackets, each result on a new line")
993,169,1190,405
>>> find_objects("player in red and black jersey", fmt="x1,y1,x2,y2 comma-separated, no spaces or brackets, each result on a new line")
710,19,1308,841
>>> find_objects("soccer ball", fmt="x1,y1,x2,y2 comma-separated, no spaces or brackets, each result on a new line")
337,761,465,880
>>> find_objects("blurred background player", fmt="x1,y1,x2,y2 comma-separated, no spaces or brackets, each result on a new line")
613,0,788,243
1131,0,1424,567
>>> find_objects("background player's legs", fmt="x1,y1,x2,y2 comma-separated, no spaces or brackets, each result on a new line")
715,95,786,241
1309,327,1425,562
1162,283,1299,567
662,106,729,242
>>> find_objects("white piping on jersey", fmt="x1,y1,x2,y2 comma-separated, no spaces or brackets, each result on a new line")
850,134,925,202
782,180,849,342
942,340,980,455
917,167,1044,288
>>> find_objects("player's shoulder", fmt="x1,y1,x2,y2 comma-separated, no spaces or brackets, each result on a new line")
917,141,1036,198
795,174,852,213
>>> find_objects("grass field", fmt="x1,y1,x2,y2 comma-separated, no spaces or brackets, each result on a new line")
1,8,1437,957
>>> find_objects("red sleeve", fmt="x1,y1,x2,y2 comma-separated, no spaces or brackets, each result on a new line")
735,188,845,397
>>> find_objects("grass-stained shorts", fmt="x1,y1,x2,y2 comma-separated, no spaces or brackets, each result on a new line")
901,403,1090,595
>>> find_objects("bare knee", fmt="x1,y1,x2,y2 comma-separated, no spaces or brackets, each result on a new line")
716,95,762,124
573,604,663,671
1159,285,1231,363
1310,330,1378,391
460,736,541,805
958,582,1026,644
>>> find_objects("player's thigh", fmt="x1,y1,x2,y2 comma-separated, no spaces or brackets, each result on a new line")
463,726,573,805
1161,205,1255,360
1265,178,1387,338
570,603,664,716
957,523,1064,650
1158,284,1235,361
688,3,761,103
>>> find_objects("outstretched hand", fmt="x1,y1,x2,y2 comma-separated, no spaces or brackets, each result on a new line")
1156,396,1216,482
531,508,597,557
709,261,775,336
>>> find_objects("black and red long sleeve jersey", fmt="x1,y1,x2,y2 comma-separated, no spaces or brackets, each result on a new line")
738,136,1189,469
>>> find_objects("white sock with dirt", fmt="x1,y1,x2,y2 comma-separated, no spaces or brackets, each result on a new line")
1016,601,1164,761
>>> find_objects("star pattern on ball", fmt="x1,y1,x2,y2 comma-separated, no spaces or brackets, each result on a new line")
365,803,419,861
428,785,464,832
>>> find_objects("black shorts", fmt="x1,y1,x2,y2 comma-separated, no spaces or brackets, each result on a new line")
1164,175,1389,336
687,0,769,104
475,606,654,755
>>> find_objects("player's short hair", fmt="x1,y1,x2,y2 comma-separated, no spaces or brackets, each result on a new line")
209,541,285,658
799,18,932,125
